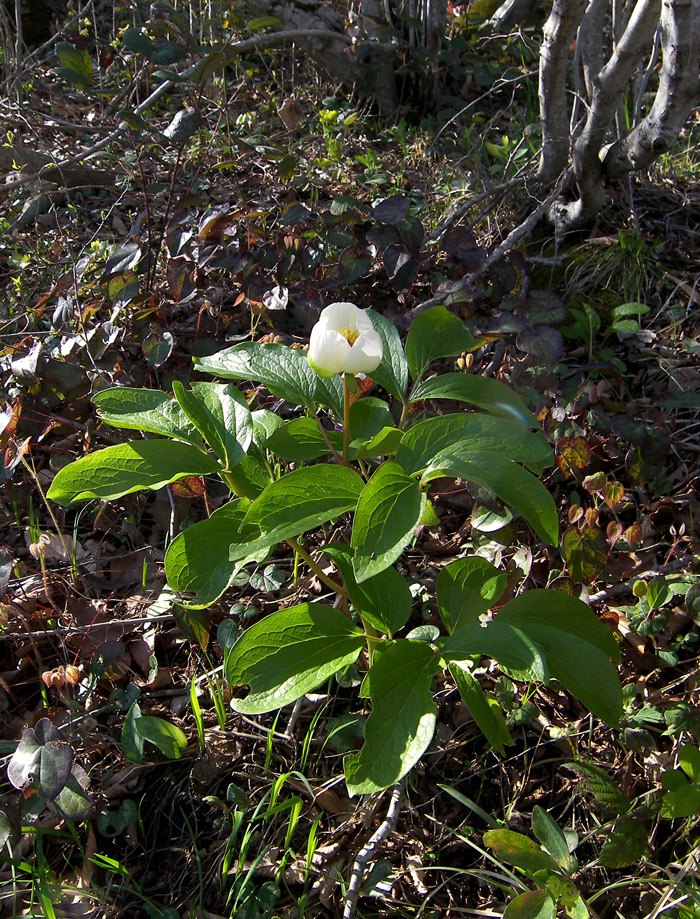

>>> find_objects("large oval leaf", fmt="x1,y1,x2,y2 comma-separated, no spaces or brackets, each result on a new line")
422,447,559,546
226,603,365,713
173,381,252,469
397,413,552,476
437,556,507,632
410,372,538,427
365,310,409,402
47,441,220,505
230,465,364,562
165,501,258,607
194,342,318,407
444,590,622,726
405,306,481,380
351,461,426,582
344,639,440,795
266,417,341,462
324,543,413,636
93,387,200,444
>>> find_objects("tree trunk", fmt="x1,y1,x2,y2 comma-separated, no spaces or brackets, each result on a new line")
601,0,700,177
488,0,546,31
537,0,588,184
238,0,448,114
239,0,360,85
548,0,699,230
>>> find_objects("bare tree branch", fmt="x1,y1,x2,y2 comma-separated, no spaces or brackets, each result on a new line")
538,0,588,183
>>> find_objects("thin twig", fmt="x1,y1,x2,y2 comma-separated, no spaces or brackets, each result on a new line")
426,176,527,243
409,172,568,323
473,170,569,280
343,781,403,919
588,554,697,604
646,842,700,919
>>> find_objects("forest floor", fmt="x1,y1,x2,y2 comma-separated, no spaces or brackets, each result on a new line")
1,10,700,919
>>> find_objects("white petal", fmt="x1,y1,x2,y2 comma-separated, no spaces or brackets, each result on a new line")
353,309,375,334
318,301,361,331
308,327,351,375
343,329,383,374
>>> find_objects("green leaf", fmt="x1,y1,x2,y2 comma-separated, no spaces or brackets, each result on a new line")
173,606,210,648
56,42,93,88
503,890,556,919
246,16,282,30
405,306,481,380
323,543,413,636
193,342,318,407
483,829,560,873
53,765,94,821
266,417,341,462
347,397,403,459
531,806,571,871
122,26,154,55
122,703,145,764
93,387,200,445
47,441,220,505
660,780,700,818
437,556,506,632
225,451,273,499
350,426,403,460
349,397,393,441
680,744,700,784
423,448,559,546
314,371,345,418
165,501,261,607
444,591,622,725
397,413,552,476
344,640,440,795
226,603,365,713
449,662,512,754
570,761,631,814
231,465,363,562
7,720,72,801
135,716,188,759
562,527,609,584
251,409,284,446
351,461,426,582
598,819,648,868
173,382,252,469
410,373,538,427
445,620,547,682
366,309,409,402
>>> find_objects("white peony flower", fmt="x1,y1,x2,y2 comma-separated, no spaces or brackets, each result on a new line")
308,302,383,377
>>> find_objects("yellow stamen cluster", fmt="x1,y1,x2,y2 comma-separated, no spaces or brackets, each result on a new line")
338,326,360,346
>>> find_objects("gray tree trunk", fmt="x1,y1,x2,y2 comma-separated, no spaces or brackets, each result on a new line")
237,0,448,113
239,1,360,84
546,0,700,230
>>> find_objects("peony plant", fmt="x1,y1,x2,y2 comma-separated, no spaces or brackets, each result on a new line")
48,304,622,794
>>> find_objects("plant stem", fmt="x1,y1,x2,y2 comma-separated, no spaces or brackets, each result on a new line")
397,399,409,430
343,373,351,466
309,406,343,464
363,619,381,665
285,537,348,597
220,468,243,498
